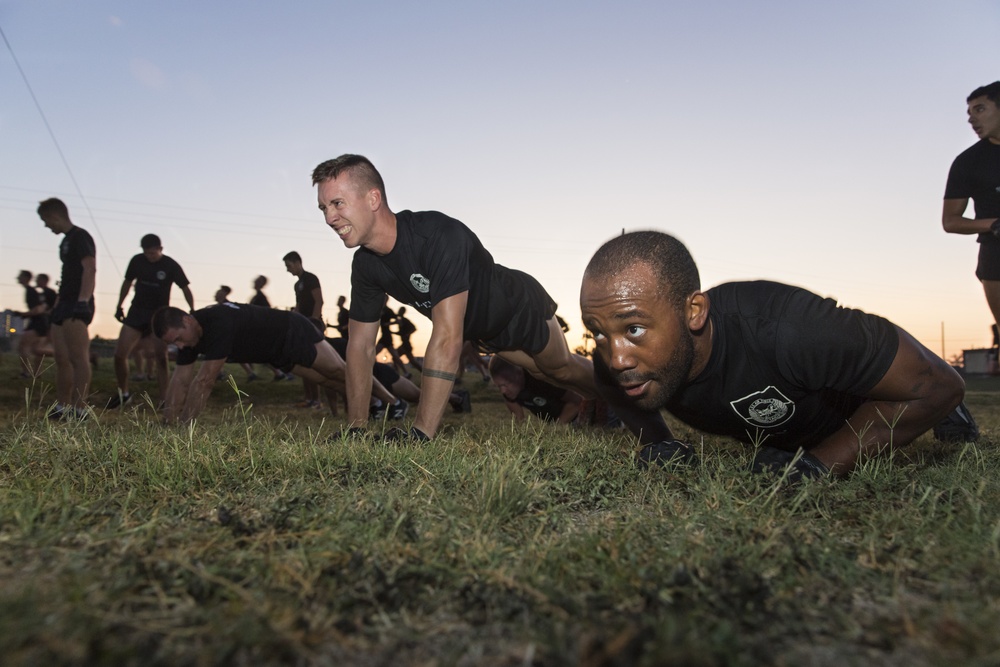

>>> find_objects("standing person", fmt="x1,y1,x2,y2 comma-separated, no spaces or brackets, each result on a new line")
37,198,95,420
15,270,46,376
334,295,350,338
579,231,971,480
376,303,408,377
393,306,422,372
108,234,195,408
311,154,655,440
248,275,293,381
283,251,324,407
249,275,271,307
943,81,1000,336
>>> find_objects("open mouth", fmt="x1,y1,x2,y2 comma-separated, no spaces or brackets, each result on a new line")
335,225,352,238
621,380,650,397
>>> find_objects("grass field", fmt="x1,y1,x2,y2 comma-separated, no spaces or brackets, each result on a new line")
2,352,999,666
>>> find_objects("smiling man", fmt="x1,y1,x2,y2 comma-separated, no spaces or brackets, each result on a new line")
580,231,972,480
310,154,626,441
943,81,1000,338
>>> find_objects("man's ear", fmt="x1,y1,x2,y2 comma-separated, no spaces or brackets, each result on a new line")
368,188,382,211
686,291,710,332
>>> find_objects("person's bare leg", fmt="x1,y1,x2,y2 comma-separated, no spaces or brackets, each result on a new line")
497,318,597,398
113,325,143,395
983,281,1000,337
54,319,91,409
152,337,170,401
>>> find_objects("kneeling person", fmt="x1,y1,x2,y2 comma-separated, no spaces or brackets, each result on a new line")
152,303,394,424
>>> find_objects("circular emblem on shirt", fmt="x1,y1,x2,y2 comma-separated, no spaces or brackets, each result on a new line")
532,397,548,407
156,270,166,280
729,385,795,428
410,273,430,293
748,398,788,424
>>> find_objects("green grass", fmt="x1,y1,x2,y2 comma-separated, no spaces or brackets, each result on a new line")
1,354,1000,666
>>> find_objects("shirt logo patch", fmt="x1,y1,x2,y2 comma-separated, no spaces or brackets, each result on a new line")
730,386,794,428
532,397,548,407
410,273,430,293
156,270,166,280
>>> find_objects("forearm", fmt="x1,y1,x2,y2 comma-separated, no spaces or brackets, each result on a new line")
557,397,582,424
942,213,999,235
180,376,215,423
505,402,526,422
182,286,195,311
810,395,961,475
346,348,375,428
413,344,463,437
116,283,131,309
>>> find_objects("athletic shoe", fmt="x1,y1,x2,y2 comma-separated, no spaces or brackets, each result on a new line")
106,391,132,409
295,399,320,409
369,400,386,421
272,373,286,382
389,399,409,420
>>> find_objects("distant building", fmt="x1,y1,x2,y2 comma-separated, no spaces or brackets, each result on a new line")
2,309,24,338
962,348,998,375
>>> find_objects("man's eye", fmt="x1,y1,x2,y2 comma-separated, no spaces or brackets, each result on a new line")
591,331,606,341
627,325,645,336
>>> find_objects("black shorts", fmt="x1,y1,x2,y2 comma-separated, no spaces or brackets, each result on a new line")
124,306,156,336
273,314,324,372
26,316,49,336
50,299,94,326
373,362,400,388
977,240,1000,281
477,270,557,355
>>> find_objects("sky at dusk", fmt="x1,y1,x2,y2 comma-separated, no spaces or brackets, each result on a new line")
1,1,998,362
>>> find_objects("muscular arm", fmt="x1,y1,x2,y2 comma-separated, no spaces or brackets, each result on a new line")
413,292,468,438
346,319,380,428
79,256,96,302
180,285,195,311
808,327,964,475
311,287,324,319
178,358,227,424
942,198,999,235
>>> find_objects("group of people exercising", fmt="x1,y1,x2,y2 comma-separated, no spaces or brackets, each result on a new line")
27,81,1000,480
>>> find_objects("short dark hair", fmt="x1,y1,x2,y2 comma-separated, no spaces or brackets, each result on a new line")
311,154,387,202
151,306,188,339
36,273,49,283
18,269,32,281
140,233,161,249
283,251,302,264
37,198,69,219
584,231,701,312
968,81,1000,106
218,285,231,297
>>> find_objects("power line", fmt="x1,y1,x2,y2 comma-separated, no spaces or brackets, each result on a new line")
0,22,121,278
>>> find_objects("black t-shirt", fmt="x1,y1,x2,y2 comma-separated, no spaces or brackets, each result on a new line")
515,375,569,421
24,285,44,328
396,314,416,339
350,210,530,341
39,287,57,310
294,271,321,317
58,226,96,301
124,254,189,310
176,303,294,366
335,305,349,338
250,291,271,308
619,281,899,450
945,139,1000,244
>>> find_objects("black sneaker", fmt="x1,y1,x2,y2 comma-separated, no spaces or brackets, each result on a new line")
369,401,386,421
106,391,132,409
389,399,409,420
47,404,67,421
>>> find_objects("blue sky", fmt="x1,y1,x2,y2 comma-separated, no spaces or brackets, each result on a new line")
2,1,998,360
